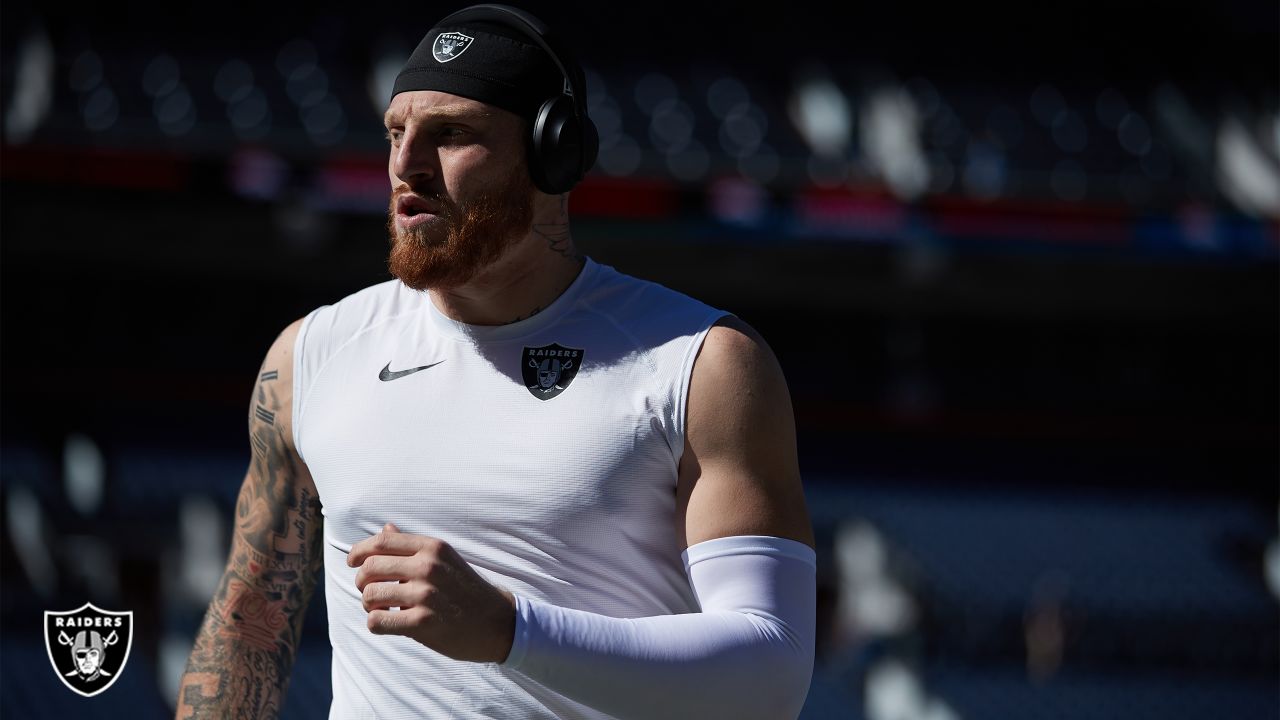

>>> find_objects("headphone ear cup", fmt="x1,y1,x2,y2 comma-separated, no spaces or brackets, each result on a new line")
531,95,590,194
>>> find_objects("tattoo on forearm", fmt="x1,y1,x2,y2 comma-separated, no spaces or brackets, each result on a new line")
177,365,323,720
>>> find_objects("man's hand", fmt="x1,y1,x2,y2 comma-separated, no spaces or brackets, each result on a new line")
348,523,516,663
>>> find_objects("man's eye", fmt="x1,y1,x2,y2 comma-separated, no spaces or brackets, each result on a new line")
439,127,465,139
385,130,402,144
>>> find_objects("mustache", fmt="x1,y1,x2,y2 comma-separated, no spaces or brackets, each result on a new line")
390,185,454,213
392,185,439,201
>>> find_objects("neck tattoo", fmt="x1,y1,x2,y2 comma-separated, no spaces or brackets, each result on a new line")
503,305,544,325
532,195,580,260
505,197,582,325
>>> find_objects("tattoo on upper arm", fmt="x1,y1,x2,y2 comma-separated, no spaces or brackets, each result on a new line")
254,405,275,426
251,433,269,460
178,363,323,720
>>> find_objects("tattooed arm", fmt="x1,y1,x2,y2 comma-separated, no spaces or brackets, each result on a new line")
176,319,323,720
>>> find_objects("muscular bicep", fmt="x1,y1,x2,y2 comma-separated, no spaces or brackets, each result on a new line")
235,316,325,586
677,317,814,549
236,317,322,575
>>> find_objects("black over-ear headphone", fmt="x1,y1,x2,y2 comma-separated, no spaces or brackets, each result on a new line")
435,4,599,195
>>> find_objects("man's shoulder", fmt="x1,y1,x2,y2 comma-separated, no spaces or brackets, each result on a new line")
584,262,727,338
297,278,422,356
321,277,415,315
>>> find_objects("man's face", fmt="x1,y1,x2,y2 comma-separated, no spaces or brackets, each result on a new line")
76,648,101,675
383,91,536,291
538,359,559,388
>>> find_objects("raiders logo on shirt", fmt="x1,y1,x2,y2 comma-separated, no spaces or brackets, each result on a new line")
522,343,583,400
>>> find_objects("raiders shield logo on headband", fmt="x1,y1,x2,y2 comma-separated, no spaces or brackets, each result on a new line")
44,602,134,697
432,32,474,63
522,343,583,401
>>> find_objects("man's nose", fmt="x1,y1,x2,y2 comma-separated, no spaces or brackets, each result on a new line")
391,131,441,184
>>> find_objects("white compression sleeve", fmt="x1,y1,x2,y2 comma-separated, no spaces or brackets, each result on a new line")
501,535,816,719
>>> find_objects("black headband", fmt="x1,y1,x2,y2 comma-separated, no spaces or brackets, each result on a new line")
391,20,563,122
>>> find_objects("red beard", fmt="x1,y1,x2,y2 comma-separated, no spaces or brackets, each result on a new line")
386,160,535,291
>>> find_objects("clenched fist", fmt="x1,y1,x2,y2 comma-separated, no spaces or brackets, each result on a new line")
348,523,516,663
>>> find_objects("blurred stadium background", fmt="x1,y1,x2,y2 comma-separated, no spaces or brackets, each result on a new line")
1,1,1277,718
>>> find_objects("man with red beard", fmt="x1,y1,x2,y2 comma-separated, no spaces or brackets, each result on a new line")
177,5,815,719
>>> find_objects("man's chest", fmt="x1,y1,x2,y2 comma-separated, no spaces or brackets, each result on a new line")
298,343,678,548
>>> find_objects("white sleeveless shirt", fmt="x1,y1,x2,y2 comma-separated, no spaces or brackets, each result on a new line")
292,259,729,719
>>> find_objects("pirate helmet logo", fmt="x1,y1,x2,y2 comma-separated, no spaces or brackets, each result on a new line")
432,32,474,63
44,602,133,697
521,343,584,401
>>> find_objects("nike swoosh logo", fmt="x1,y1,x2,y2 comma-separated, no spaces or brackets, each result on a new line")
378,360,445,382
